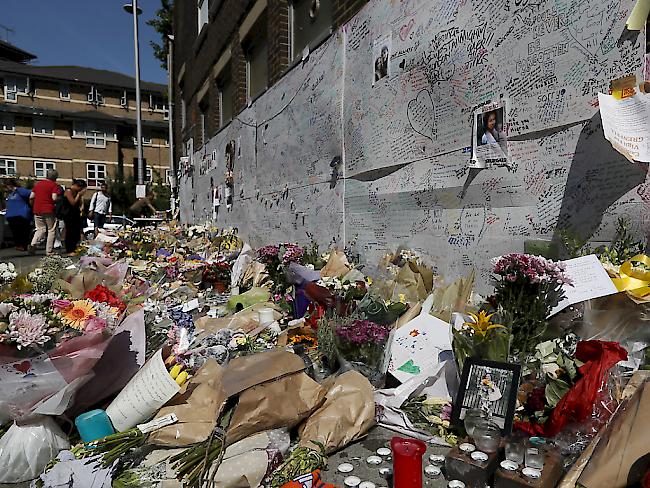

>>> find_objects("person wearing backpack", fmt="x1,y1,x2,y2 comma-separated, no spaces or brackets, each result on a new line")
88,181,112,237
4,178,32,251
28,169,62,256
61,179,87,256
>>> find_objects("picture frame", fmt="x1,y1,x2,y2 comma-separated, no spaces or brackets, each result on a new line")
451,358,521,435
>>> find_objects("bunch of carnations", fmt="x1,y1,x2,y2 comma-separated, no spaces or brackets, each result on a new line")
0,262,17,286
491,253,572,360
334,317,392,387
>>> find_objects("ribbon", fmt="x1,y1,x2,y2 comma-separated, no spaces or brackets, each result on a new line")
610,254,650,300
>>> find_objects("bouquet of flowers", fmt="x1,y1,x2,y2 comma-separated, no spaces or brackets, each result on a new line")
452,310,510,372
401,395,458,445
334,316,392,387
28,255,73,294
491,253,572,359
201,261,231,292
257,243,305,293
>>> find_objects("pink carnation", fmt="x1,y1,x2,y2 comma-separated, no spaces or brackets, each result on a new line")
84,316,108,334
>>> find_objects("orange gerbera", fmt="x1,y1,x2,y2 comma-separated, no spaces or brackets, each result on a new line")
61,300,96,330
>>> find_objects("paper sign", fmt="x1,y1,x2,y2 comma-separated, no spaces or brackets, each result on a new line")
137,413,178,434
598,92,650,162
389,310,453,383
549,255,619,317
136,184,146,198
182,298,200,312
106,349,180,432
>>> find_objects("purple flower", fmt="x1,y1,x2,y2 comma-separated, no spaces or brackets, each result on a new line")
52,299,72,312
492,253,571,286
156,248,172,258
336,319,391,345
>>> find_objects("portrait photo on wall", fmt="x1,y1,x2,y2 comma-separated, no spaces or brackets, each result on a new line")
470,100,509,168
451,358,521,434
372,34,391,85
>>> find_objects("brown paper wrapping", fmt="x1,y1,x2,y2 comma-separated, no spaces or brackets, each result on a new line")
430,269,475,322
194,302,283,339
394,302,422,329
227,372,325,445
394,264,428,303
298,371,375,454
242,261,270,288
222,350,306,397
577,379,650,488
149,359,227,447
320,251,352,278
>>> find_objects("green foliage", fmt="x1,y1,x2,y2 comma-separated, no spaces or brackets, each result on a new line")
106,175,170,215
146,0,174,70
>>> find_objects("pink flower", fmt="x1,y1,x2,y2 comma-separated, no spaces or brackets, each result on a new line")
0,302,17,318
8,310,50,349
52,299,72,312
84,316,108,334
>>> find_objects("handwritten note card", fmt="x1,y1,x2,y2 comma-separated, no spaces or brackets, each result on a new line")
598,92,650,162
106,349,180,432
549,255,619,317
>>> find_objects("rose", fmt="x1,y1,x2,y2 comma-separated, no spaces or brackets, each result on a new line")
85,316,108,333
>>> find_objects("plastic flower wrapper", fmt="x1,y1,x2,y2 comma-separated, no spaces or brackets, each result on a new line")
334,314,393,387
400,395,458,445
356,292,408,325
452,310,510,373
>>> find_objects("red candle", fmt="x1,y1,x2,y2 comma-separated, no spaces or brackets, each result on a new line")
391,437,427,488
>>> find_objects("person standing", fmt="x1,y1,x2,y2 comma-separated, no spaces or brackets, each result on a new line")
4,179,32,251
29,169,62,256
61,179,87,256
88,182,112,237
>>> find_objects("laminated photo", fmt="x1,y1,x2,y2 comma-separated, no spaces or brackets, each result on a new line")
471,100,509,168
372,34,391,86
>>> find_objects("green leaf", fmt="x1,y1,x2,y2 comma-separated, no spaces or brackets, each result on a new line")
545,378,571,408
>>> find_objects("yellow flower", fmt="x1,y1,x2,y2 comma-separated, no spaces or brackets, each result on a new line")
463,311,505,337
365,276,373,285
61,300,96,330
398,293,407,304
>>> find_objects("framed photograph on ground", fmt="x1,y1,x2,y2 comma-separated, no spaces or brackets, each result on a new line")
451,358,521,434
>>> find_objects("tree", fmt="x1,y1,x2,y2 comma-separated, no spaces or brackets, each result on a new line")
147,0,174,70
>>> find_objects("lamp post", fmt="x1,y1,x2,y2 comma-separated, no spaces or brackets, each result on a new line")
123,1,144,189
167,34,176,213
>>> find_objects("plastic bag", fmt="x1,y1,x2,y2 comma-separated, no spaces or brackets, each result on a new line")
0,416,69,483
227,287,271,312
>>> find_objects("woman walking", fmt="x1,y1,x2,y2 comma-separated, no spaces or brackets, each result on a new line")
4,178,32,251
61,179,87,256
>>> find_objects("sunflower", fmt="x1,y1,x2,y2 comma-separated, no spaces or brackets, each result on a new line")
61,299,97,330
463,310,505,337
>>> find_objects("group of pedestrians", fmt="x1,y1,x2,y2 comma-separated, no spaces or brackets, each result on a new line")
4,170,112,256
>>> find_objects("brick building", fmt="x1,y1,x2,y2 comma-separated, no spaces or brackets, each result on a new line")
172,0,367,163
0,44,170,190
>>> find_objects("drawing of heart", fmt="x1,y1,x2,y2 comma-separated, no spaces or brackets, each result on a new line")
397,359,421,375
13,360,31,374
399,18,415,41
407,89,436,141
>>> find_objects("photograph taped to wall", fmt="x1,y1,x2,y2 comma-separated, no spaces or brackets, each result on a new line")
452,358,521,434
471,101,509,168
372,34,391,85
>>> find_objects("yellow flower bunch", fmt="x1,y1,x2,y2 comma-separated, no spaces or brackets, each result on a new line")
463,311,505,337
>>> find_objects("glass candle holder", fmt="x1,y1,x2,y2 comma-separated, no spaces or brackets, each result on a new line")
525,446,544,470
463,408,486,437
505,440,525,465
473,420,501,453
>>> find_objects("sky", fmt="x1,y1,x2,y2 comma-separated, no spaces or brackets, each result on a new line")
2,0,168,84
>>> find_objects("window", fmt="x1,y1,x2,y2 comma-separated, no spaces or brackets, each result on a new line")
145,167,152,182
4,76,28,102
198,0,209,32
0,159,16,176
245,15,268,101
290,0,333,60
34,161,56,178
74,121,111,148
133,135,152,145
181,97,187,129
33,118,54,135
0,113,14,132
149,94,166,111
87,131,106,147
199,97,209,145
87,86,104,104
166,169,172,184
217,67,234,127
87,163,107,187
120,91,128,107
59,84,70,100
163,106,169,120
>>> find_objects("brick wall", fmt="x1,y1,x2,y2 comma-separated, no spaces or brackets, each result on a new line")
268,0,290,85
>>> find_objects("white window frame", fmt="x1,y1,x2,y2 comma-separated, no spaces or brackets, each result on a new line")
34,160,56,178
0,159,16,176
120,90,128,107
86,130,106,148
145,167,153,183
87,86,104,105
198,0,209,33
0,113,15,132
3,76,28,103
33,118,54,135
59,84,70,100
166,169,172,184
86,163,107,188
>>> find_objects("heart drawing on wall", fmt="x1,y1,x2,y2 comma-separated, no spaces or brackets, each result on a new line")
407,89,436,141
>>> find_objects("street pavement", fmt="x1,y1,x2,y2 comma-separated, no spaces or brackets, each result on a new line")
0,246,49,275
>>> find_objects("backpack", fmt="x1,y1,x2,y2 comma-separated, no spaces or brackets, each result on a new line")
55,196,71,219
